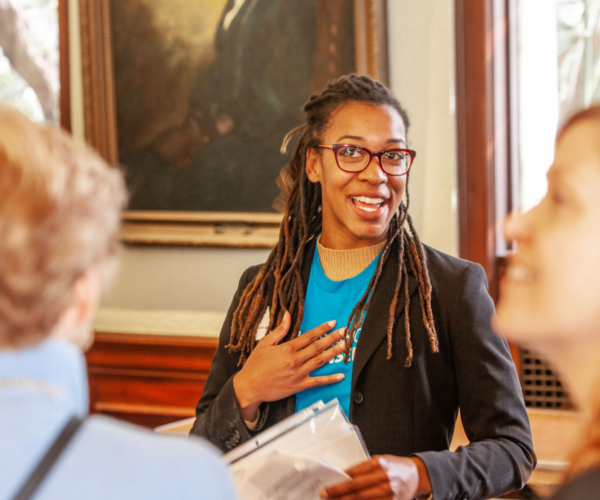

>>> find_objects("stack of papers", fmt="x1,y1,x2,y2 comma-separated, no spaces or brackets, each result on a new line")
225,400,369,500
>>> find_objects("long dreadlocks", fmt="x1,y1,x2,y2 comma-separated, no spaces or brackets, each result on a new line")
226,74,438,368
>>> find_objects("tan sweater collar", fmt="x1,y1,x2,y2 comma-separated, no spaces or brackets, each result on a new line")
316,236,386,281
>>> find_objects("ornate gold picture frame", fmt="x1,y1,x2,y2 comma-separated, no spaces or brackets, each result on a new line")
78,0,389,248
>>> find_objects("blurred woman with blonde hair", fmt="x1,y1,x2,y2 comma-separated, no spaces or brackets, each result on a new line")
496,104,600,499
0,104,236,500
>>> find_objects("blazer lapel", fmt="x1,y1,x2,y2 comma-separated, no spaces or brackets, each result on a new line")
301,238,317,290
266,237,317,418
351,240,419,390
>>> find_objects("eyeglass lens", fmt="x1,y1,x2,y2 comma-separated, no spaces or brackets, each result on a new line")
336,146,410,175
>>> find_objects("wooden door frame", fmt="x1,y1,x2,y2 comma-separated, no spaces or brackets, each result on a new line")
455,0,520,366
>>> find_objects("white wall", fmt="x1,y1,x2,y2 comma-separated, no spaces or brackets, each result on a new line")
101,246,270,312
98,0,458,315
387,0,458,257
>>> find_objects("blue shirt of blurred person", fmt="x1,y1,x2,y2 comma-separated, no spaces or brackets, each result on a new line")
0,339,237,500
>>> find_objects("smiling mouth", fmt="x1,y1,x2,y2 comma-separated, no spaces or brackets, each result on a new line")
351,196,386,212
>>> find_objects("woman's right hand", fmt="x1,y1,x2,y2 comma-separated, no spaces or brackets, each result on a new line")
232,311,347,422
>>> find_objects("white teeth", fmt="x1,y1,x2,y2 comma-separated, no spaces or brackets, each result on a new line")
352,196,385,205
506,265,536,282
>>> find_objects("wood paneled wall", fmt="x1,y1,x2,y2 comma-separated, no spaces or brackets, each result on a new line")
86,332,217,428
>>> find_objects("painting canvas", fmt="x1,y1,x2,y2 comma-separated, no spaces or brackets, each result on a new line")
110,0,359,213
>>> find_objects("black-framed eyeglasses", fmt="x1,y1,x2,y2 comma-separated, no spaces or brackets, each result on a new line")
316,144,416,176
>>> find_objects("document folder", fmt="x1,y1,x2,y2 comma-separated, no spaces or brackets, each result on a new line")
225,399,369,500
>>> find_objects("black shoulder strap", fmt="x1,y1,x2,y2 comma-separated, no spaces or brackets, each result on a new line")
12,416,83,500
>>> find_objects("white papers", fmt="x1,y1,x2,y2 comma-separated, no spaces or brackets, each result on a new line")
226,400,369,500
238,452,349,500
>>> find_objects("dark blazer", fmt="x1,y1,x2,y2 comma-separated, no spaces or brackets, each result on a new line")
191,239,536,500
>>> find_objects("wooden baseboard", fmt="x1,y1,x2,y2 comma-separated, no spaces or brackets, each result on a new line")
86,331,217,428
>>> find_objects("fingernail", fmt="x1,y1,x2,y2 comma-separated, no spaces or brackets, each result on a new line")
328,320,336,328
336,374,344,381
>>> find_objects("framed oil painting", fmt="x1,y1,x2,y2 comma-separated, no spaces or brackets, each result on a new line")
78,0,389,247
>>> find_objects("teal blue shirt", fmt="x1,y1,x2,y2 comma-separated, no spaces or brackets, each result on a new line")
295,249,380,417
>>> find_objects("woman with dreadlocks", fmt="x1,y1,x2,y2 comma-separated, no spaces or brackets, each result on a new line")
190,74,535,500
